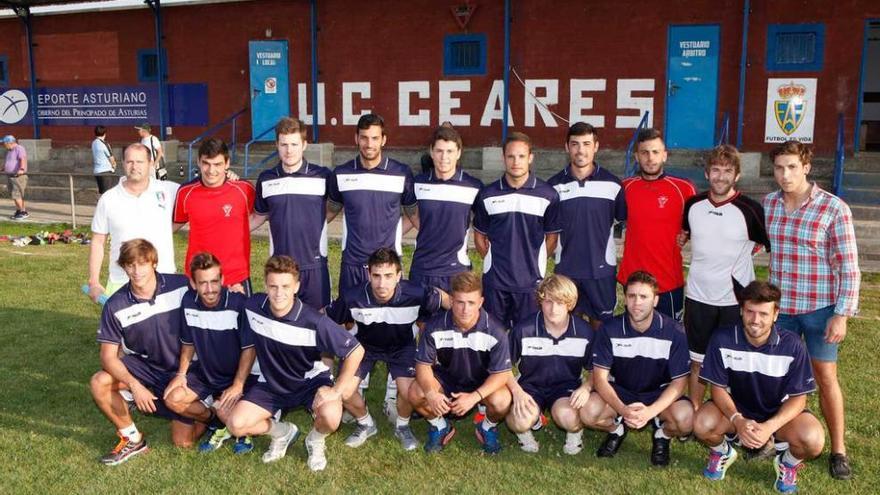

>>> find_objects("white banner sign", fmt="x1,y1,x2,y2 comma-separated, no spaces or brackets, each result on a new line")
764,78,817,143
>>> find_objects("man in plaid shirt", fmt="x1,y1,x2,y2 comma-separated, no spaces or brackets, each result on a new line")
764,140,860,481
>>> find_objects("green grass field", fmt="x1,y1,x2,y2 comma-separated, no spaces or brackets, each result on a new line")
1,222,878,494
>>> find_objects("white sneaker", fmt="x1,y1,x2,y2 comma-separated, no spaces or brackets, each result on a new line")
383,398,398,424
261,423,299,463
517,431,540,453
563,436,584,455
306,436,327,471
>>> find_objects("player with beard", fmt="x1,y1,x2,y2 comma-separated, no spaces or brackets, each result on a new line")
680,145,770,409
581,271,693,466
618,129,696,322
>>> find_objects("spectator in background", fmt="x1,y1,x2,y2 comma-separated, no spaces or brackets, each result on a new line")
3,135,28,220
136,123,166,180
92,125,117,194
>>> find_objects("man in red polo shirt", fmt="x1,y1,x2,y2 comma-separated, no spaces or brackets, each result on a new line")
174,138,256,294
618,128,696,321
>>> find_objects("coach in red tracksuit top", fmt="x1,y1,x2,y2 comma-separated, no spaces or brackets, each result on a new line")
618,128,696,322
174,138,256,295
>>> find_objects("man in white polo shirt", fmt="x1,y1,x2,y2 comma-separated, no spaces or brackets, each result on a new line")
86,143,179,301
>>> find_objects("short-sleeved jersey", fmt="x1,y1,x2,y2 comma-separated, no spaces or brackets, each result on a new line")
547,165,626,280
173,179,256,285
91,177,179,284
180,288,249,387
417,309,512,391
326,280,441,352
254,162,331,270
684,191,770,306
473,174,561,291
241,295,360,396
700,324,815,423
327,156,416,264
592,312,690,404
410,169,482,276
97,273,190,373
510,311,594,393
618,174,696,292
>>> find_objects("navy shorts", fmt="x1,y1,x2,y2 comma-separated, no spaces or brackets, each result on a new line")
242,376,332,416
298,264,332,309
483,286,538,328
185,366,260,403
121,355,193,424
435,373,475,396
684,298,741,362
409,271,459,293
570,275,618,322
522,383,576,411
338,262,369,298
355,344,417,381
655,286,685,322
613,385,690,410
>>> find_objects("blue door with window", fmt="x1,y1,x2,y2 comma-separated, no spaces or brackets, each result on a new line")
249,40,290,141
665,25,720,149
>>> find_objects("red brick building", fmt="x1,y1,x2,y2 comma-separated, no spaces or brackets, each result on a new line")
0,0,877,154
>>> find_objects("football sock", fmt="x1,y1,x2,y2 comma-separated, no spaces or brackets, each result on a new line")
481,417,497,430
268,420,291,439
654,424,671,440
357,413,375,428
566,431,583,445
119,423,141,443
428,416,448,430
710,440,730,454
610,423,625,436
782,449,802,467
395,416,411,428
307,428,328,443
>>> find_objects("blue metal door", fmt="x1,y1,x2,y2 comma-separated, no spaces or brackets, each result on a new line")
665,25,720,149
249,40,290,141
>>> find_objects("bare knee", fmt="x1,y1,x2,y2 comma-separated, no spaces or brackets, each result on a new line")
171,421,196,448
552,403,582,432
485,388,512,418
90,370,114,396
164,388,189,414
693,405,725,442
505,408,537,433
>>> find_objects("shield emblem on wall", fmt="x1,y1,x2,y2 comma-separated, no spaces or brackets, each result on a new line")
774,99,805,136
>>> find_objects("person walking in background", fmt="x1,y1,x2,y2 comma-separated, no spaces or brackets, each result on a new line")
92,125,117,194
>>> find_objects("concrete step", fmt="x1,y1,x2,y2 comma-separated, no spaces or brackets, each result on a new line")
850,204,880,221
842,187,880,205
848,152,880,172
843,171,880,187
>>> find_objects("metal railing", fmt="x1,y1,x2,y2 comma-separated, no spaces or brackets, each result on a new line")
186,107,247,180
243,124,279,177
624,111,650,177
716,112,730,146
8,171,102,228
833,113,846,197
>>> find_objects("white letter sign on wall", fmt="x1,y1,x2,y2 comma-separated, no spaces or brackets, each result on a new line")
343,82,371,125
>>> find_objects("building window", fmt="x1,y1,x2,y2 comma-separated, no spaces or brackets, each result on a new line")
137,49,167,82
0,56,8,86
444,34,487,76
766,24,824,72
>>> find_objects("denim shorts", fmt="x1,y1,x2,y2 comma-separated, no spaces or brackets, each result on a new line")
776,305,837,362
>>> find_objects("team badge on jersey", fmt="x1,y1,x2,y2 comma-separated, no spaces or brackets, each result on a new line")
657,195,669,209
222,204,233,217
